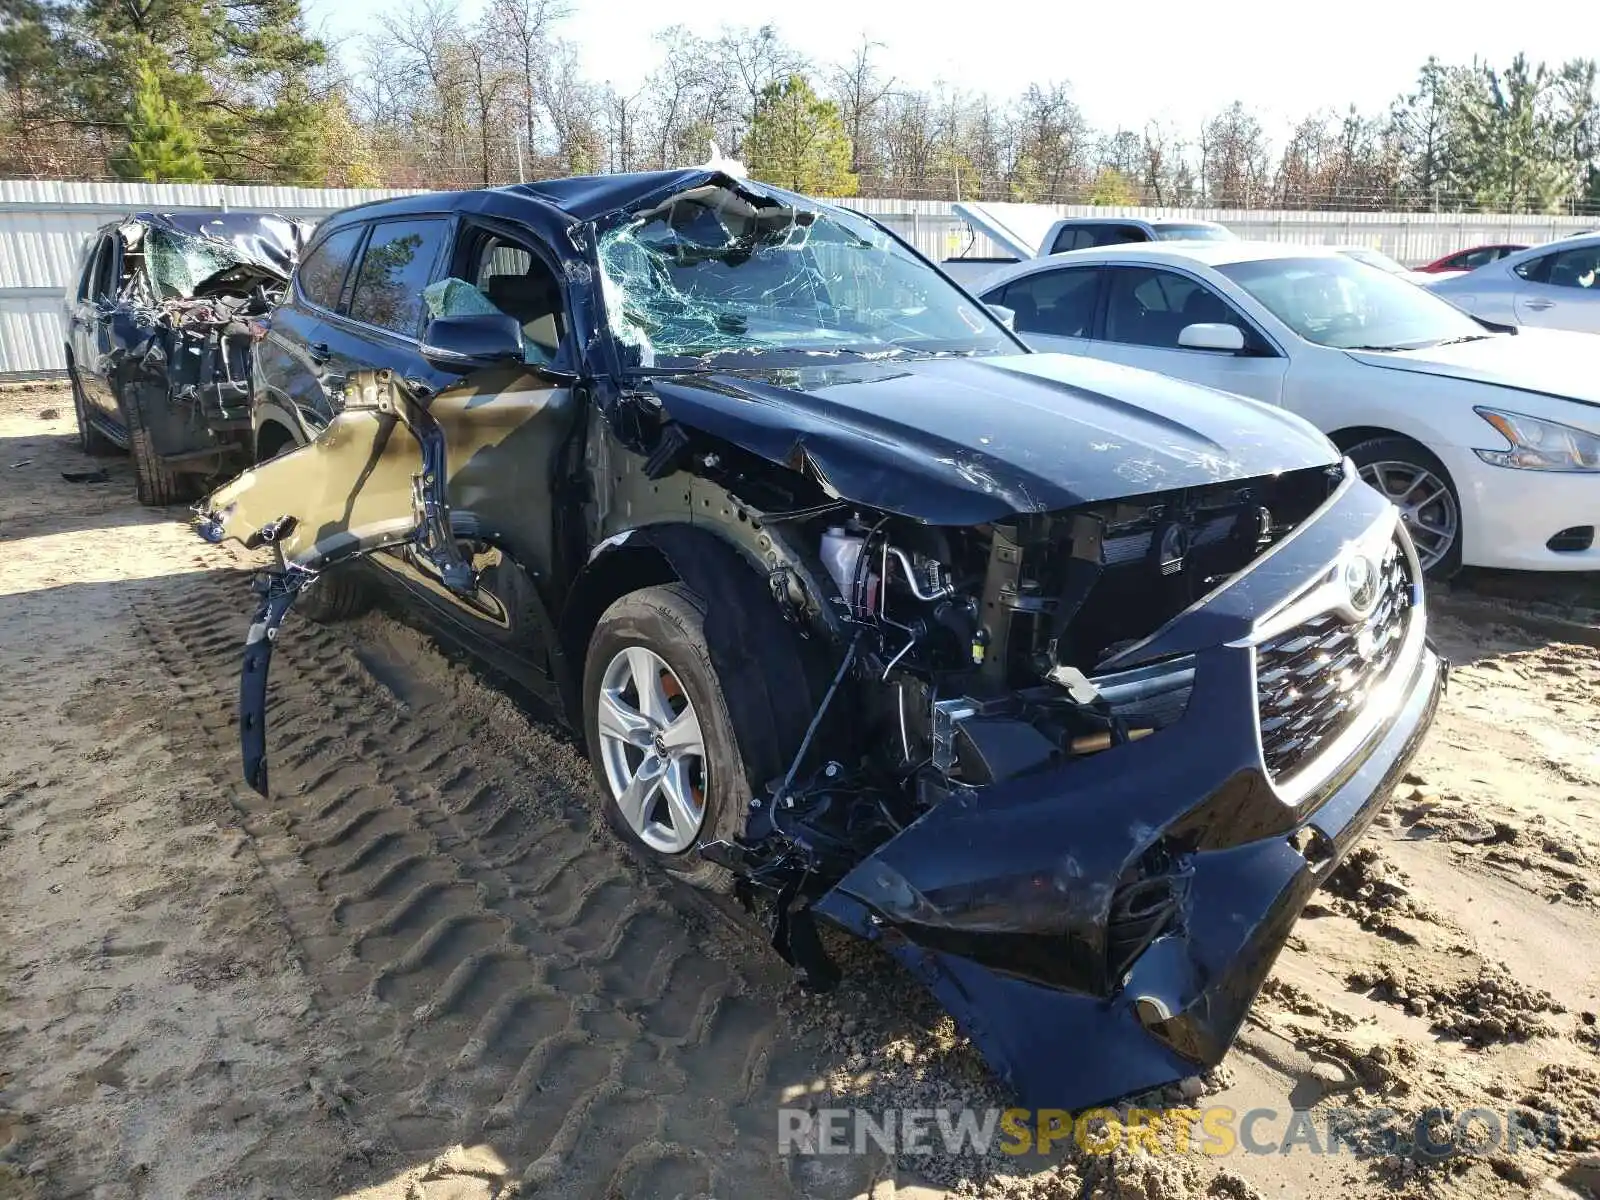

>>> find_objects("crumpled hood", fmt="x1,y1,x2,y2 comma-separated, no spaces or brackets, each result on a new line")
649,352,1338,524
1346,329,1600,409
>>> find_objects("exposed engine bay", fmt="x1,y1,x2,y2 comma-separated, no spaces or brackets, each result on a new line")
694,464,1343,984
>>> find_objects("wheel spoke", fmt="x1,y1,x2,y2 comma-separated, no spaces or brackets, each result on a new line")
596,688,653,748
615,754,664,832
1411,484,1448,513
625,646,673,725
659,704,703,758
1396,465,1430,502
659,760,702,838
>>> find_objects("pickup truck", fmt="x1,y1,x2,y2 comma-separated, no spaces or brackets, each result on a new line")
940,201,1235,290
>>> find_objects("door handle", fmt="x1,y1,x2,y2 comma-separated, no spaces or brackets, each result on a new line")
308,341,331,364
1525,299,1555,311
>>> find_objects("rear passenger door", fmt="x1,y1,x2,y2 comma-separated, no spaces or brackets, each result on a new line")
256,223,365,440
319,216,457,409
1510,244,1600,333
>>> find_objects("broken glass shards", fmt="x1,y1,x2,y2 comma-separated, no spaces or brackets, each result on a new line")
594,184,1012,368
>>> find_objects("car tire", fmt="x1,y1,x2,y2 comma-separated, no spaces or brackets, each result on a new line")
296,567,375,623
582,582,807,892
69,368,118,456
1346,436,1463,580
119,381,194,507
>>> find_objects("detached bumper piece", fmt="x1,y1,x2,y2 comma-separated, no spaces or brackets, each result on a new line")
239,565,312,795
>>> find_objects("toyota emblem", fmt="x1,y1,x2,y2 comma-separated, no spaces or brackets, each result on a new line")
1343,553,1380,617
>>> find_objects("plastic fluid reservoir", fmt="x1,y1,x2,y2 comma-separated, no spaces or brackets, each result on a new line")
820,527,877,613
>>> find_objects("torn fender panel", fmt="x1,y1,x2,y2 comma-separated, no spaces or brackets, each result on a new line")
813,632,1445,1111
647,354,1341,525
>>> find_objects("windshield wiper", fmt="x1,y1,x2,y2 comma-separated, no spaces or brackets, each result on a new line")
1429,334,1494,347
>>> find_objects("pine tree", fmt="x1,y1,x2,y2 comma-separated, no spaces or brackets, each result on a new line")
116,57,209,182
744,75,858,197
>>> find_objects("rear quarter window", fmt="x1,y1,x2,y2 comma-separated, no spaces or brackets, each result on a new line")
297,226,366,311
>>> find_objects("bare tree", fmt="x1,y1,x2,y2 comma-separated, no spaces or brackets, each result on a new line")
378,0,470,166
483,0,567,165
464,32,507,184
603,83,645,173
642,26,721,169
1015,83,1091,200
828,35,895,178
541,39,602,174
1200,101,1270,206
713,24,805,153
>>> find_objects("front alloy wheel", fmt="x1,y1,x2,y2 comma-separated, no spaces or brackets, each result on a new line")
595,645,707,853
582,579,817,891
1347,437,1462,578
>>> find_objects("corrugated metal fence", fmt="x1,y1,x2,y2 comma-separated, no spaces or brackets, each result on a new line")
3,180,1595,378
836,196,1598,264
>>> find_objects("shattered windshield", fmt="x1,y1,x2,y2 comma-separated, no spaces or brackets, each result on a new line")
596,186,1015,366
144,228,246,300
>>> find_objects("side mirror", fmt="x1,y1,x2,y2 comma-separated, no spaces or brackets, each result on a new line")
421,312,524,373
1177,322,1245,353
987,303,1017,330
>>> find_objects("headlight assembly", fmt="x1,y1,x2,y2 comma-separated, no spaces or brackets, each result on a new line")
1474,407,1600,472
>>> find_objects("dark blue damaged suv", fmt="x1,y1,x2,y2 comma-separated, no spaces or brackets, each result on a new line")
201,168,1445,1112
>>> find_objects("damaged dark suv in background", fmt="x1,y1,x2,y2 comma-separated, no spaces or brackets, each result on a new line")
65,211,312,504
195,170,1446,1110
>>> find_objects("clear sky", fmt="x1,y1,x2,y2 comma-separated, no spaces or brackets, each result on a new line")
305,0,1596,141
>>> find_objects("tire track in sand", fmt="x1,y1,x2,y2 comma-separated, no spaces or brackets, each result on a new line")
133,569,801,1199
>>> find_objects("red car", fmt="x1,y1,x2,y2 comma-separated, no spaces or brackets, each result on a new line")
1416,244,1527,274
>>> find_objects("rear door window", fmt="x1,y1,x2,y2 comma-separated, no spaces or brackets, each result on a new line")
297,226,366,312
990,267,1102,338
1544,245,1600,290
347,218,450,337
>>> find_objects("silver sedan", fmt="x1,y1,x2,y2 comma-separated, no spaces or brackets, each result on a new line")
1426,233,1600,333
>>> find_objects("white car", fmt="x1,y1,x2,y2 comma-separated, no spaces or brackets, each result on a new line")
1425,233,1600,334
979,242,1600,575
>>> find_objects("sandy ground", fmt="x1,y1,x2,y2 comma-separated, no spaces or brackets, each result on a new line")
2,382,1599,1200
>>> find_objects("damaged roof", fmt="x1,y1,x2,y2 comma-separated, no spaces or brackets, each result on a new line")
505,169,777,222
310,171,819,250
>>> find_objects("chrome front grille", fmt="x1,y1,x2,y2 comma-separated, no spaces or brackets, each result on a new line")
1256,537,1414,781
